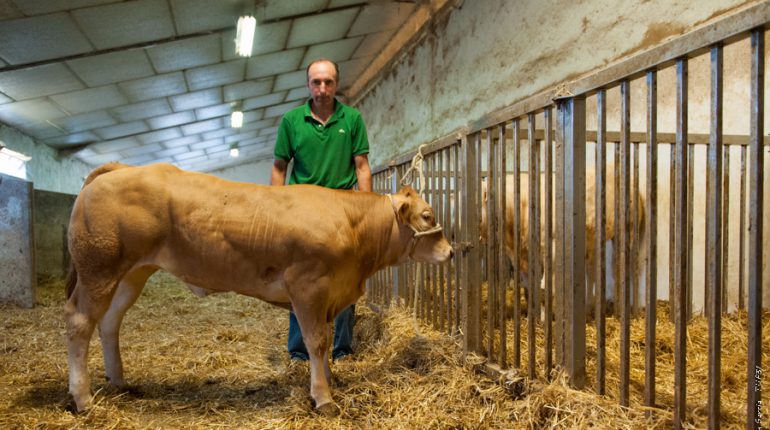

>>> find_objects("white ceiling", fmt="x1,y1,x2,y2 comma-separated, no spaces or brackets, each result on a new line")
0,0,419,172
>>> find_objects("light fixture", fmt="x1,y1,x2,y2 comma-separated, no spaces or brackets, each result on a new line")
231,110,244,128
229,143,240,158
235,15,256,57
0,145,31,161
230,100,244,128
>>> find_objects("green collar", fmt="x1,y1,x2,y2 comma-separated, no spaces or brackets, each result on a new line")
303,99,345,125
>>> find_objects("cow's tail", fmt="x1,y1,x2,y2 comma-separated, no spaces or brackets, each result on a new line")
65,264,77,300
82,162,128,189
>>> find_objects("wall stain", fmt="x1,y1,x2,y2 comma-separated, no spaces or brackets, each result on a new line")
694,1,755,28
616,22,687,62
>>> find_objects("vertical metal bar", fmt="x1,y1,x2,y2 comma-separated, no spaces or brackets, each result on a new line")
669,143,677,323
453,142,461,335
434,153,440,325
619,80,631,407
614,139,621,318
673,57,689,430
448,146,455,333
498,123,508,369
687,143,694,320
645,70,658,410
596,89,607,395
439,148,446,332
427,154,433,317
487,128,496,362
423,156,430,322
554,109,565,369
393,167,400,305
543,108,554,378
445,147,452,332
396,167,407,306
528,112,540,380
473,133,483,353
461,133,473,356
378,172,383,303
632,142,640,315
558,96,587,389
419,158,425,321
747,28,764,430
707,43,724,430
739,145,747,310
430,153,438,329
722,146,731,315
512,119,522,368
425,154,433,324
464,132,482,354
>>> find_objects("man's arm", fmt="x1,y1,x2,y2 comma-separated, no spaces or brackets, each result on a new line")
271,158,288,186
354,154,372,192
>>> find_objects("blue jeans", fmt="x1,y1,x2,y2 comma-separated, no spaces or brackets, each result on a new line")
288,305,355,361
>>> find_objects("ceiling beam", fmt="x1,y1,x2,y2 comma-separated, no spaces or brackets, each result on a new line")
348,0,456,104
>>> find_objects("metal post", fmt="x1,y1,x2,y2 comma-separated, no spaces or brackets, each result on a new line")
707,43,723,430
556,95,587,388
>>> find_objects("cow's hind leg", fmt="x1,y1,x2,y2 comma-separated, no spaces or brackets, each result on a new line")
99,266,157,389
65,277,121,412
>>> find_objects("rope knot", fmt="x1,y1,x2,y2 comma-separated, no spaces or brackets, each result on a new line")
399,143,428,196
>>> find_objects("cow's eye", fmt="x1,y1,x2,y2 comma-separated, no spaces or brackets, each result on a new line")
421,212,432,221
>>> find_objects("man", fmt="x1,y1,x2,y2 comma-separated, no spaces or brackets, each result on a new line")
271,59,372,361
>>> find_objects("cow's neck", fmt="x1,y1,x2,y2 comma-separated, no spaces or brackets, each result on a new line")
345,195,412,278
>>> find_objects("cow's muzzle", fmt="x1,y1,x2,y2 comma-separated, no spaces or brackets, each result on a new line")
407,223,445,258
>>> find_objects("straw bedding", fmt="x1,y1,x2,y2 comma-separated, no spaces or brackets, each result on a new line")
0,273,766,429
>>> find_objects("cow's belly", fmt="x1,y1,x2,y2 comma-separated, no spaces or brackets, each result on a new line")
145,251,291,306
235,279,289,304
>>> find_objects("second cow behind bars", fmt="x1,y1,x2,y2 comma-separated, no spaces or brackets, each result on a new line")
481,167,647,319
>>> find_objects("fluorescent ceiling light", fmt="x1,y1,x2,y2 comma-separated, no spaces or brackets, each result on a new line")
229,144,240,158
231,110,244,128
235,15,256,57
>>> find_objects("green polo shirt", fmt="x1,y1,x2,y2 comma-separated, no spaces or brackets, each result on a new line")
274,99,369,189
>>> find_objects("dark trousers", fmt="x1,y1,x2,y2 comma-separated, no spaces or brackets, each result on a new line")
287,304,355,360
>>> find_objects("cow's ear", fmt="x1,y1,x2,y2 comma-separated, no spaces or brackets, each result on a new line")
395,199,410,224
399,186,417,197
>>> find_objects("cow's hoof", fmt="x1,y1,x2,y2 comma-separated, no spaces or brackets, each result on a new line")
65,396,89,415
316,402,340,417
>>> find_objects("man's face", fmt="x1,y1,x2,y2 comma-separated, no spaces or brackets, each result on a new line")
307,61,337,106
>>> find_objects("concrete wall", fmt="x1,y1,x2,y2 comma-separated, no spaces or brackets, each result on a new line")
0,173,35,308
0,124,92,195
356,0,762,167
34,190,76,279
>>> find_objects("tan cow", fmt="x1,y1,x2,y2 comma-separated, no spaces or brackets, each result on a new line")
481,169,646,317
64,163,453,415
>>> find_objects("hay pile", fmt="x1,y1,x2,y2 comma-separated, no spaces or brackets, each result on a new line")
479,284,769,429
0,274,765,429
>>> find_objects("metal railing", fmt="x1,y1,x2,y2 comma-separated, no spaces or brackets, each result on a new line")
367,4,768,428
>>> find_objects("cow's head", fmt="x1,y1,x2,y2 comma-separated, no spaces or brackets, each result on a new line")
391,186,454,263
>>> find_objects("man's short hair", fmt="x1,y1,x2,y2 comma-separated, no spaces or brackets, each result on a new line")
306,59,340,83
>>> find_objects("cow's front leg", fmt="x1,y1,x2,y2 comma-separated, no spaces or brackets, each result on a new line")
294,308,338,416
